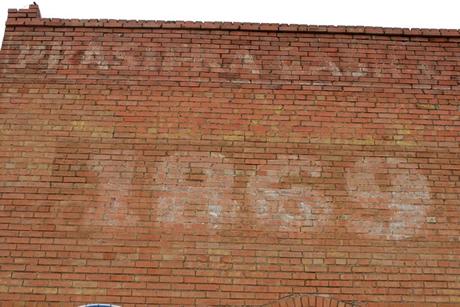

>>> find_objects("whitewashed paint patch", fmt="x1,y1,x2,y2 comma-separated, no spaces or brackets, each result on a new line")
81,42,109,70
78,157,138,227
247,158,331,231
155,152,237,228
345,157,430,240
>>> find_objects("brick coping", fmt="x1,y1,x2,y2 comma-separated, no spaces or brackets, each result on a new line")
6,3,460,37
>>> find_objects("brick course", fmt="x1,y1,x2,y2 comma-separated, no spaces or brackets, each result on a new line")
0,3,459,306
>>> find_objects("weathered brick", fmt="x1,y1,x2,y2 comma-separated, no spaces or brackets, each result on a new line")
0,3,459,307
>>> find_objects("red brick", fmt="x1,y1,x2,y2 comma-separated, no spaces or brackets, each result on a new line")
0,3,459,307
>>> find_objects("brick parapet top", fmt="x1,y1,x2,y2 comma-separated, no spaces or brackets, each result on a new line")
5,3,460,38
7,3,41,19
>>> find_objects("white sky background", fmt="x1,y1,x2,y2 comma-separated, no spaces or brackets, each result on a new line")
1,0,460,45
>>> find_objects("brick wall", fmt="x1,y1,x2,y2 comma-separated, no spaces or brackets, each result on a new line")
0,4,459,306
